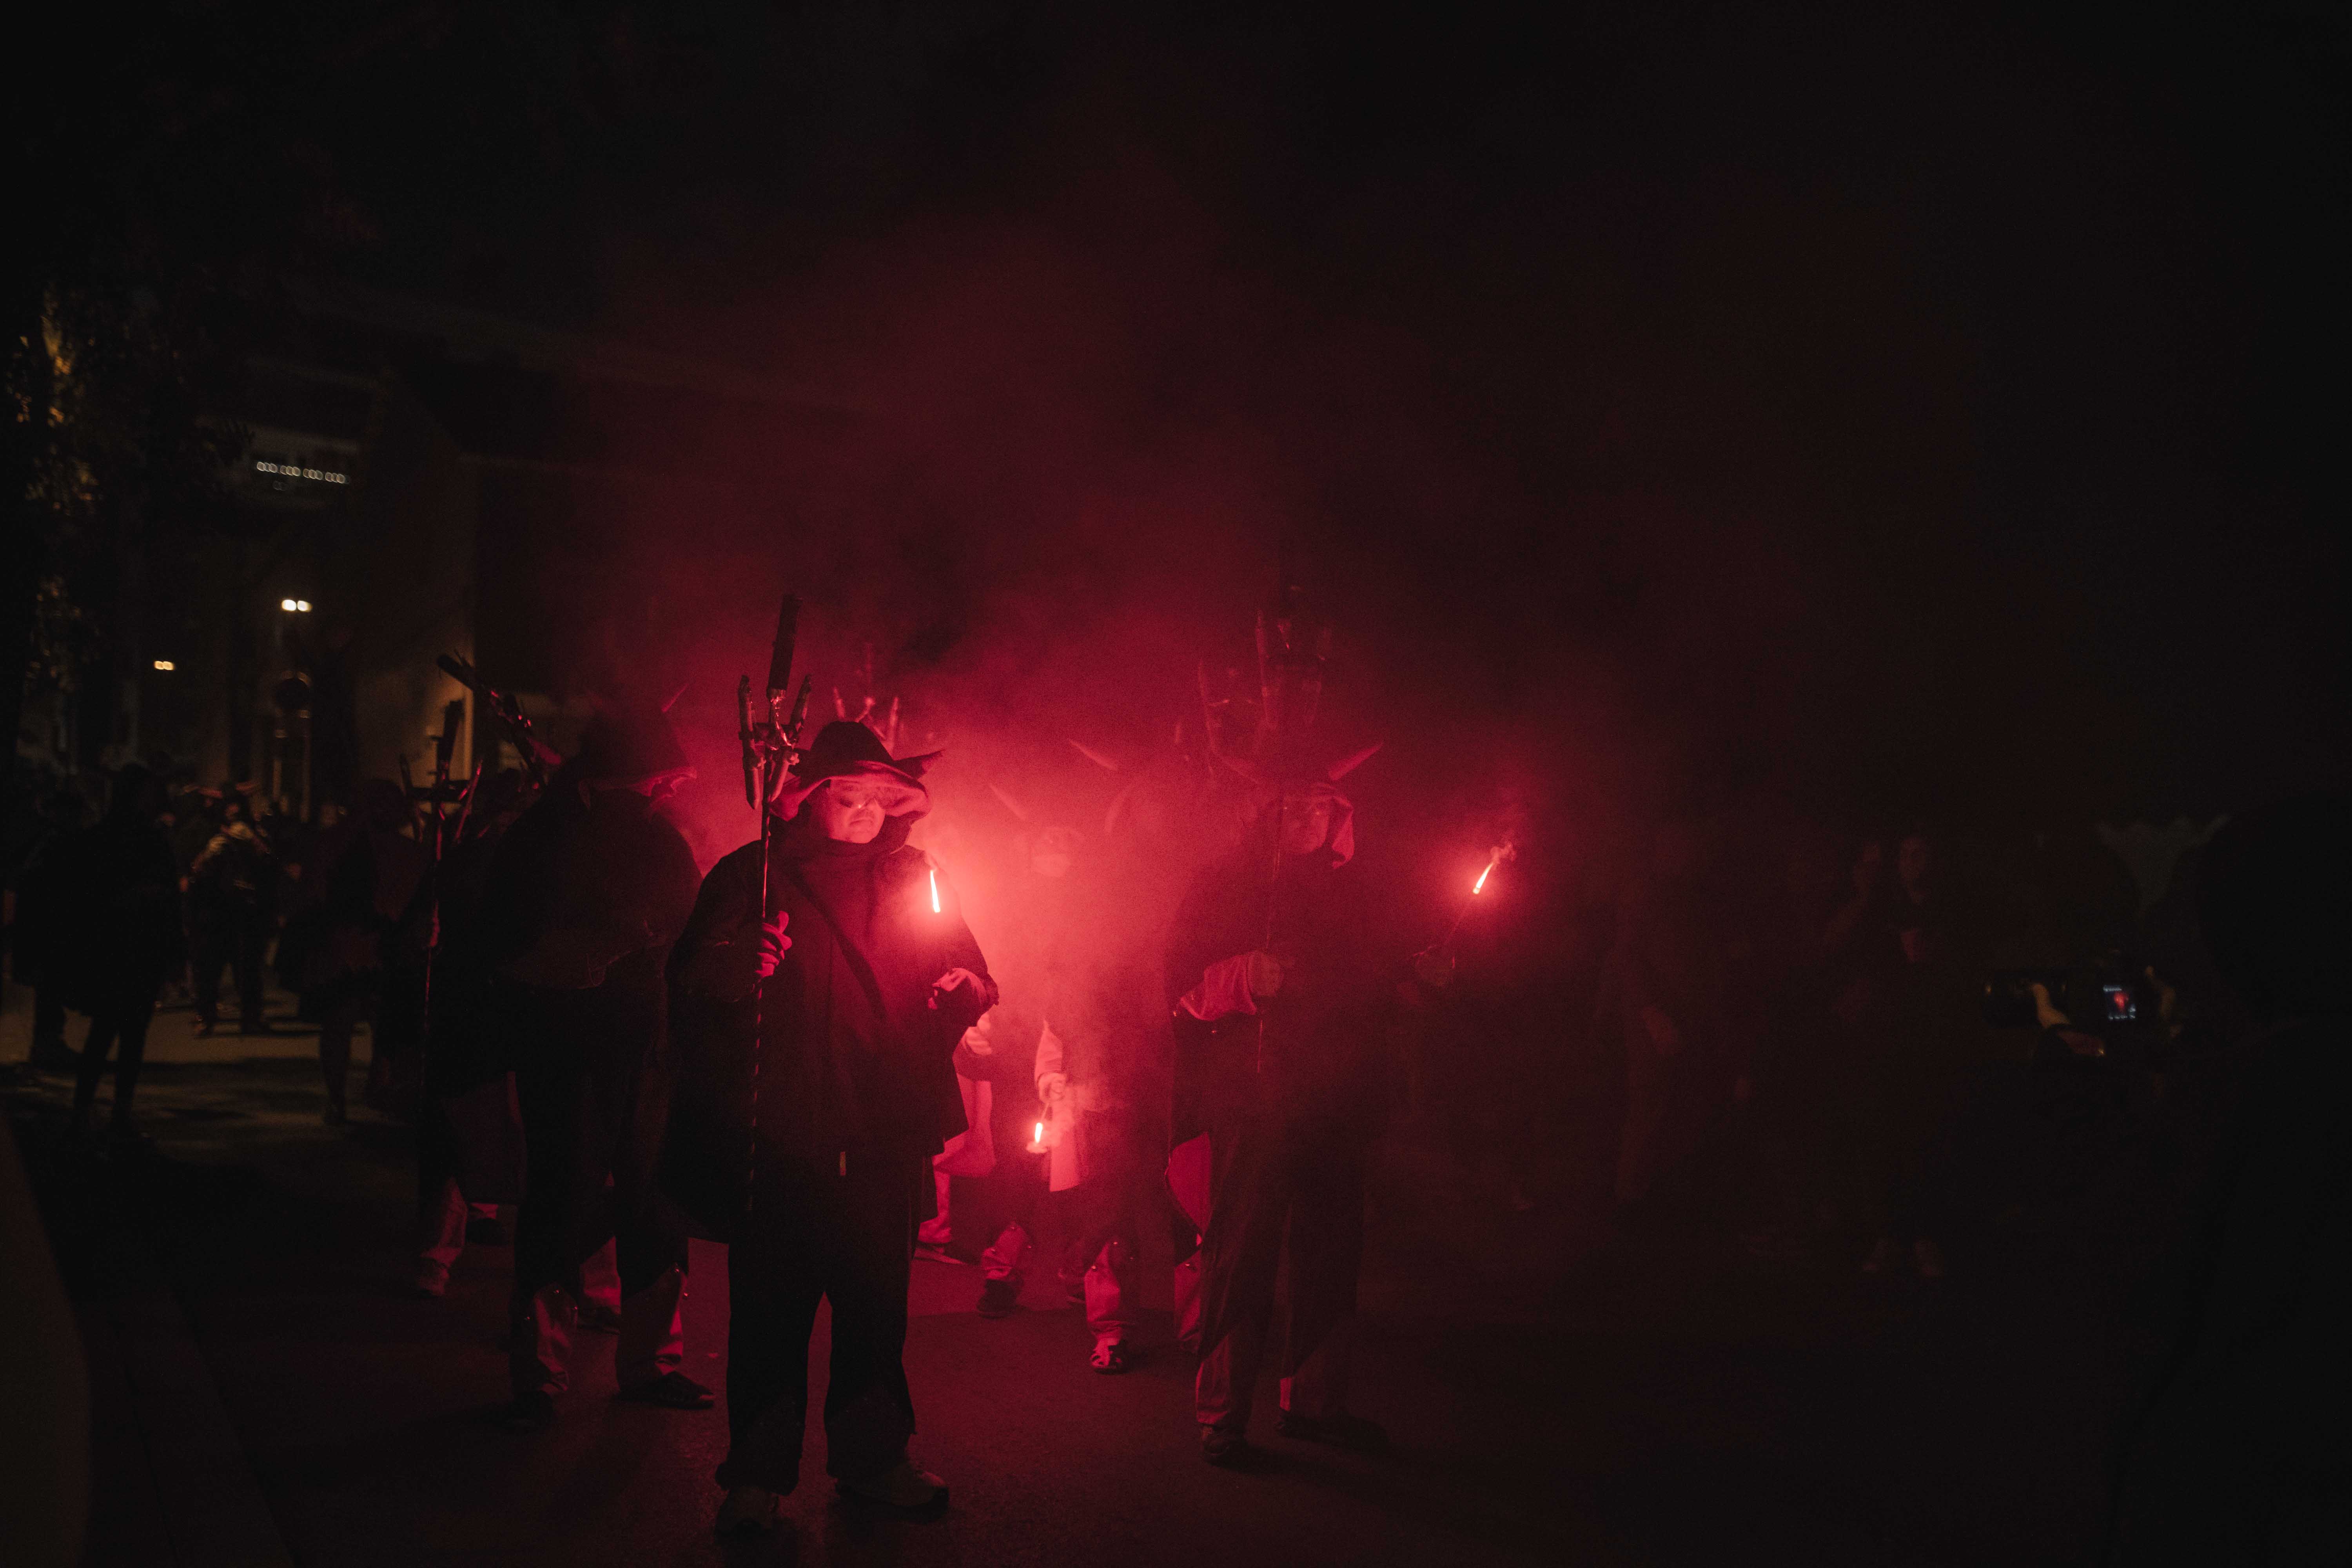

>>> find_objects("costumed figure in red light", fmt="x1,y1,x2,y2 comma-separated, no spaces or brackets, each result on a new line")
475,701,706,1432
1166,566,1393,1465
1168,761,1393,1464
664,720,996,1534
970,818,1166,1374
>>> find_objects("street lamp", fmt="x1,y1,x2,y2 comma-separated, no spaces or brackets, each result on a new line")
153,659,175,671
279,597,312,613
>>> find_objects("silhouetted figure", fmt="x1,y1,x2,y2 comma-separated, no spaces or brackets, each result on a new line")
12,786,91,1071
1597,818,1740,1213
1855,830,1973,1280
187,788,276,1034
1167,772,1391,1466
2104,790,2351,1564
977,822,1163,1373
667,721,995,1532
477,707,705,1433
293,779,426,1125
61,766,183,1143
413,768,534,1296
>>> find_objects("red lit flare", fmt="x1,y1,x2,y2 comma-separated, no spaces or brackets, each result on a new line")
929,866,942,913
1473,858,1496,895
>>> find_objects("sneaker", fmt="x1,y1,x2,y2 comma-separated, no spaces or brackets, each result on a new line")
1912,1238,1948,1281
715,1485,779,1536
616,1371,715,1409
498,1389,557,1433
1088,1339,1135,1375
1275,1408,1388,1452
835,1458,947,1513
1200,1426,1252,1467
975,1278,1020,1318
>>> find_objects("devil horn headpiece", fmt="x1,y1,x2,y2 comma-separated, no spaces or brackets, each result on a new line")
1195,548,1381,792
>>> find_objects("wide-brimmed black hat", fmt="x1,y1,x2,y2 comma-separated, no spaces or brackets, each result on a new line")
776,720,939,817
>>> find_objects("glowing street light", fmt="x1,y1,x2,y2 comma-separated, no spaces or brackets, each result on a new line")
152,659,174,671
279,598,313,613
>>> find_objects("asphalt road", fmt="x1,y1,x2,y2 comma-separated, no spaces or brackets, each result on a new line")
6,991,2146,1566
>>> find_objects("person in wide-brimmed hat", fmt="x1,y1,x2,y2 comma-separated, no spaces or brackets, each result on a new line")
667,720,996,1532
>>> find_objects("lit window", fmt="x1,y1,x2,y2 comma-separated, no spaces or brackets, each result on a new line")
253,460,348,483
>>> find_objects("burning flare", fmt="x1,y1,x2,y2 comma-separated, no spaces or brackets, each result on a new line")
1473,859,1496,895
929,866,942,914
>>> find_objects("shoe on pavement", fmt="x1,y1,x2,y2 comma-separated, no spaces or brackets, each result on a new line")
616,1370,715,1409
576,1300,622,1334
1276,1408,1388,1452
975,1278,1020,1318
715,1485,779,1536
1089,1339,1135,1375
1200,1426,1252,1468
498,1389,557,1433
412,1264,449,1299
835,1459,948,1514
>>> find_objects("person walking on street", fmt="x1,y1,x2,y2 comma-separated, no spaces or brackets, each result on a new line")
188,788,277,1035
62,765,184,1146
477,705,708,1432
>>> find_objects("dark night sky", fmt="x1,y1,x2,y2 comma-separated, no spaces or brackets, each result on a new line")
143,2,2352,828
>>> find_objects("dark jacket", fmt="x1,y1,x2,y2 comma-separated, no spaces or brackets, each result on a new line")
1165,829,1387,1140
663,809,996,1236
477,783,700,1004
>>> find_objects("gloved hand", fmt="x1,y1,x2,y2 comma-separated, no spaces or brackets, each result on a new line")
753,913,791,977
1245,950,1284,999
928,967,989,1030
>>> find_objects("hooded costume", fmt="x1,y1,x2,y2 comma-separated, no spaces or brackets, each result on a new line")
665,720,996,1495
476,703,703,1410
1164,769,1391,1448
